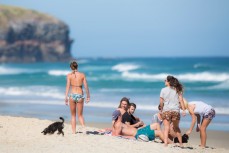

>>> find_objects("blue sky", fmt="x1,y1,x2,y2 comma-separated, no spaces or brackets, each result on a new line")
1,0,229,57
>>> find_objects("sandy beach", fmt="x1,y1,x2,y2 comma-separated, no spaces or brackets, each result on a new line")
0,115,228,153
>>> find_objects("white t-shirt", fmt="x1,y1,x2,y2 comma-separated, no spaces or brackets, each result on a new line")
189,101,213,116
160,86,180,112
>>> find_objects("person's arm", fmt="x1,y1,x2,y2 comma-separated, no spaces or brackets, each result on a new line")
186,104,196,135
65,74,70,105
159,97,164,113
83,73,90,103
179,94,186,116
126,121,143,128
134,116,140,122
159,89,164,112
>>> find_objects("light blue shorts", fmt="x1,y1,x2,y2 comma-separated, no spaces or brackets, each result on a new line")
70,93,84,103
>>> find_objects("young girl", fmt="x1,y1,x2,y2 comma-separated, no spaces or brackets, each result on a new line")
159,75,186,147
184,99,216,148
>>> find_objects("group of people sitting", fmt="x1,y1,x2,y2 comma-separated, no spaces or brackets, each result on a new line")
111,75,216,148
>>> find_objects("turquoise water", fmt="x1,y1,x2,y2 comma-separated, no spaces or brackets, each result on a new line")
0,57,229,131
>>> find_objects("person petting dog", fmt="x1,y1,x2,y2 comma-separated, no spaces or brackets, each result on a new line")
65,61,90,134
183,98,216,148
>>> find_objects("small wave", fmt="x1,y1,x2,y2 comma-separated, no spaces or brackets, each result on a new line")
205,80,229,90
112,63,140,72
176,72,229,82
48,70,69,76
122,71,167,81
193,63,211,69
0,86,64,99
0,66,40,75
99,88,133,92
122,71,229,82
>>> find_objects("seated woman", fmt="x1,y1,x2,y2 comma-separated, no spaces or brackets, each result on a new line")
122,103,145,128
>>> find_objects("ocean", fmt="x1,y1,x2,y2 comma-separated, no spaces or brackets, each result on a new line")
0,57,229,131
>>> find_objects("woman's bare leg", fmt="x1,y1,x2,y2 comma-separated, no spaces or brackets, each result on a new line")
69,98,76,134
163,119,170,146
172,120,183,147
200,119,211,148
76,98,85,127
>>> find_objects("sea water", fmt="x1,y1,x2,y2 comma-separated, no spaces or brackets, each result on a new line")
0,57,229,131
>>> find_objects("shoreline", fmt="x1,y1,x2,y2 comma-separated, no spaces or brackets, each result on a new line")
0,115,228,153
1,102,229,132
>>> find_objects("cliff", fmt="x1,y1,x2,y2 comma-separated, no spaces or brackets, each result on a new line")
0,5,73,63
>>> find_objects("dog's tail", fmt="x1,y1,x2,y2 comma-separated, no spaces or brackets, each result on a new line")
59,117,64,123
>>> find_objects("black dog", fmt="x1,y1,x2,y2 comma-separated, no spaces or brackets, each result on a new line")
41,117,64,136
174,134,189,143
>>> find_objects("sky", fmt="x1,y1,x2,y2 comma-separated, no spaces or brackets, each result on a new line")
1,0,229,58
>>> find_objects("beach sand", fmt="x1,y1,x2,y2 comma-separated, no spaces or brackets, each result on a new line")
0,115,228,153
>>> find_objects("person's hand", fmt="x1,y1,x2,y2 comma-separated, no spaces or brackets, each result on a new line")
139,121,144,126
65,97,69,105
186,130,191,135
196,124,200,132
85,97,90,103
182,110,186,116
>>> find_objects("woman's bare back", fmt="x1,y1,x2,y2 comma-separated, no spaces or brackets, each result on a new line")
68,71,85,94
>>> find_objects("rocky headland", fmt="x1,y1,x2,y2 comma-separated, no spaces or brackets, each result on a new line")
0,5,73,63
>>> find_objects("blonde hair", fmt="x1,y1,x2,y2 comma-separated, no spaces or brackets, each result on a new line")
183,98,188,109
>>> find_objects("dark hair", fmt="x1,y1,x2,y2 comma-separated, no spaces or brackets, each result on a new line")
158,104,162,111
129,103,136,109
118,97,130,108
166,75,183,94
70,61,78,70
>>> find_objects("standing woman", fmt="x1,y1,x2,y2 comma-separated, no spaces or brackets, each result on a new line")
65,61,90,134
184,99,215,148
159,75,186,147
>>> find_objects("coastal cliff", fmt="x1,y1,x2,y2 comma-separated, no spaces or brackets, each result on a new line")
0,5,73,63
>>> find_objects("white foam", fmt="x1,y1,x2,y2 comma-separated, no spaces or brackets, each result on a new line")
205,80,229,90
176,72,229,82
193,63,211,69
112,63,140,72
48,70,69,76
122,71,167,81
99,88,133,92
121,71,229,82
0,86,64,99
0,66,40,75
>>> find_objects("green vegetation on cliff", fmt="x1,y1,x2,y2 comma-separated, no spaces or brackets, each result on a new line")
0,5,73,63
0,5,61,30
